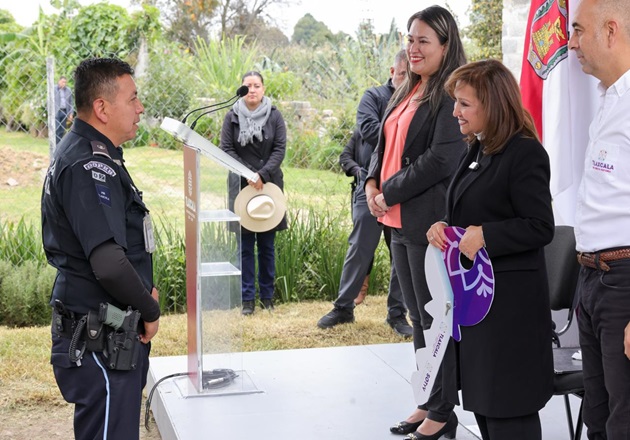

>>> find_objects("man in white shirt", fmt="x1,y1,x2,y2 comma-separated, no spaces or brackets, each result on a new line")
569,0,630,438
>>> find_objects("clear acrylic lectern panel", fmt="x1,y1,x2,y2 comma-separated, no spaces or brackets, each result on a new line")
183,147,261,397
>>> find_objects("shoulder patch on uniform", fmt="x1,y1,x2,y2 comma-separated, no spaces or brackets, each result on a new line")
95,184,112,207
91,141,111,159
83,160,116,177
92,170,106,183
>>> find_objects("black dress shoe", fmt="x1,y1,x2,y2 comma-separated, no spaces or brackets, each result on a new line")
241,300,255,315
387,315,413,338
389,420,423,435
317,306,354,329
403,412,458,440
261,298,274,310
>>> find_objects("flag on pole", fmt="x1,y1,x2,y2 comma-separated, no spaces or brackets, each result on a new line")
520,0,598,226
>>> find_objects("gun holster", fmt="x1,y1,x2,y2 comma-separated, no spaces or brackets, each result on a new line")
102,307,142,371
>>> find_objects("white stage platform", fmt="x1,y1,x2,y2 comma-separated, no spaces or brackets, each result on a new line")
147,342,582,440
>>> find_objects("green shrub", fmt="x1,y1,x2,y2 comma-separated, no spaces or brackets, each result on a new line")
0,261,55,326
152,218,186,313
0,218,45,266
0,207,390,324
138,41,195,121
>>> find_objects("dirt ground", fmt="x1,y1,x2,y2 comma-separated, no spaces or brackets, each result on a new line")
0,402,162,440
0,147,48,188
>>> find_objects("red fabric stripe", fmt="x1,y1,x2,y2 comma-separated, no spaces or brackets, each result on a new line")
520,0,545,140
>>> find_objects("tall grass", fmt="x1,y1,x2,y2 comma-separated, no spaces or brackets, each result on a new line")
193,35,258,97
0,218,45,266
152,217,186,314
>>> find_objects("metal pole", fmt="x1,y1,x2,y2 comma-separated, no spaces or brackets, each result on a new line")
46,56,56,162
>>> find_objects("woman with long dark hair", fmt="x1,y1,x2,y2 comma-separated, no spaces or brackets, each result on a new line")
365,6,467,439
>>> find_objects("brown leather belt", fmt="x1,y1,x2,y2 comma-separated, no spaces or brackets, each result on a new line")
577,248,630,271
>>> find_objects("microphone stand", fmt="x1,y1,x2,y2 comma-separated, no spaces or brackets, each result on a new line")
181,86,249,124
190,102,237,130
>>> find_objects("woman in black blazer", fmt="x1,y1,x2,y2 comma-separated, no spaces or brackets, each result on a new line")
365,6,467,440
427,59,554,440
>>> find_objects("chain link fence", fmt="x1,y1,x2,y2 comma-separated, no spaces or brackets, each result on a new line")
0,7,403,317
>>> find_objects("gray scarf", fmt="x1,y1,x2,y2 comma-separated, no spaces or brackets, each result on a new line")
233,96,272,146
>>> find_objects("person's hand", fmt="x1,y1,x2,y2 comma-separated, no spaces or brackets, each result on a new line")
365,179,387,218
374,193,389,211
426,222,448,250
247,173,263,191
140,319,159,344
67,114,74,123
625,322,630,360
459,225,484,260
140,286,160,344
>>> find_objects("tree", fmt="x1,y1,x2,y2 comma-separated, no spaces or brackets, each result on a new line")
157,0,219,48
215,0,293,40
0,9,22,33
292,13,333,46
465,0,503,61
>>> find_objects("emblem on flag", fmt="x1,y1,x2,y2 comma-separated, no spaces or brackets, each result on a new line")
526,0,568,79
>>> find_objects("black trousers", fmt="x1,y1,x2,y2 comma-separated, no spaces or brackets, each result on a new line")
474,412,541,440
51,334,150,440
577,259,630,440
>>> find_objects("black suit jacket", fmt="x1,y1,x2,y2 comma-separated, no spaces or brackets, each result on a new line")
446,133,555,416
367,92,467,243
445,134,555,272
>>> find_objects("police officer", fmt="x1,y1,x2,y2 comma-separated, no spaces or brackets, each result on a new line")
42,58,160,440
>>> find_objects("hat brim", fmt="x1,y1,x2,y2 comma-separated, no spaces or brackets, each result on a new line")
234,183,286,232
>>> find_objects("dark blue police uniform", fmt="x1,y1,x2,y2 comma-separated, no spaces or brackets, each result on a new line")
42,118,156,440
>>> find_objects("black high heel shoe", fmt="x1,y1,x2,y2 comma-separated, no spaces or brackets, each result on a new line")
402,412,458,440
389,419,423,435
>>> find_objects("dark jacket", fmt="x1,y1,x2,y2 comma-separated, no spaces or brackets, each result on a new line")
220,105,287,232
340,79,396,191
366,92,467,243
339,129,362,181
446,133,555,417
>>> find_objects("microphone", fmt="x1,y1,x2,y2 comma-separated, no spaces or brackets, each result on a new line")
181,85,249,124
190,101,239,130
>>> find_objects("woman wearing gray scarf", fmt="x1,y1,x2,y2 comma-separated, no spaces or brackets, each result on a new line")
220,71,288,316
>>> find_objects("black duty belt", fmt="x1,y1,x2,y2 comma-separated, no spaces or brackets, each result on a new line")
52,311,87,340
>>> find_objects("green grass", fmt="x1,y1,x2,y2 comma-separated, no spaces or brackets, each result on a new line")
0,129,350,227
0,130,48,152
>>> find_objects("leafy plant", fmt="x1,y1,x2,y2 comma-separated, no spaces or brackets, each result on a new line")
465,0,503,61
0,260,55,326
193,35,259,97
0,219,45,266
152,217,186,313
137,40,195,121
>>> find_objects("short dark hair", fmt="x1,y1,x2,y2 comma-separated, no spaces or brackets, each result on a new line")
74,58,134,113
241,71,264,84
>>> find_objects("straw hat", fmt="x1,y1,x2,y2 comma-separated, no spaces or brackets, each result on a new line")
234,183,286,232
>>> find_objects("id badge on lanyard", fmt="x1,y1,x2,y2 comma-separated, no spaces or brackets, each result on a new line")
143,213,156,253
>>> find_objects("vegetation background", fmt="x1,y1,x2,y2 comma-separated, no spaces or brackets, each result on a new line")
0,0,501,325
0,0,501,437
